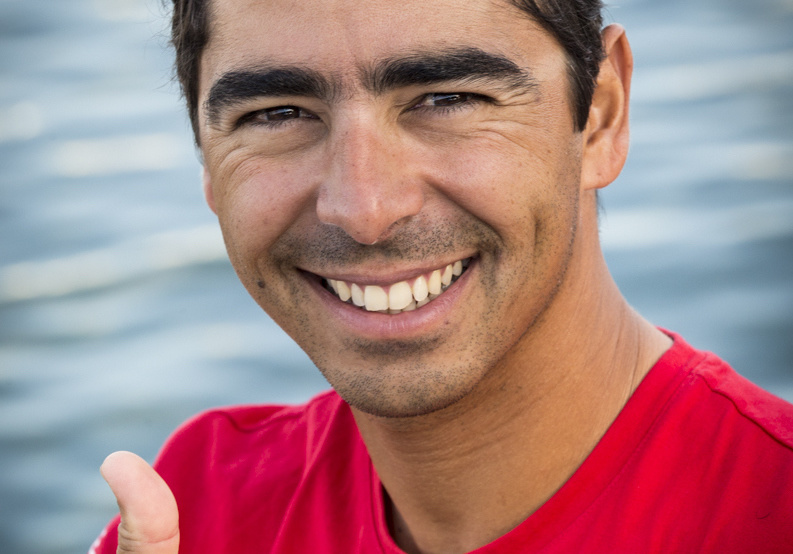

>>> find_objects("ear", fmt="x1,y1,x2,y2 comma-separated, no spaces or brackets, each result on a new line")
202,165,217,214
580,24,634,191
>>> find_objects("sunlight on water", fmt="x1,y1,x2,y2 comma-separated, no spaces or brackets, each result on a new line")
602,198,793,250
0,225,225,301
51,133,187,177
0,101,46,142
92,0,155,22
635,50,793,102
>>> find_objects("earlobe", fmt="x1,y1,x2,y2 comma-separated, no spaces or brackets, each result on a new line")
202,165,217,214
580,24,634,191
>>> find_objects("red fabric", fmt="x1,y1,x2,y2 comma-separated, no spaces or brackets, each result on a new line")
91,333,793,553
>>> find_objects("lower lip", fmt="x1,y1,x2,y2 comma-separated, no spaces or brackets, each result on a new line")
308,261,476,341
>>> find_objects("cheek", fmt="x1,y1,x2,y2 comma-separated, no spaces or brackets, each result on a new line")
213,157,319,271
422,130,577,233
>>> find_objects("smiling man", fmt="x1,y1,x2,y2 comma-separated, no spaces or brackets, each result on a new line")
91,0,793,553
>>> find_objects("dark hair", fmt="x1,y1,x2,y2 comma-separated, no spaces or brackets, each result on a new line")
168,0,604,144
508,0,605,131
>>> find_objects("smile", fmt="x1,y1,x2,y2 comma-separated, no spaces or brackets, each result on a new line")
322,258,472,314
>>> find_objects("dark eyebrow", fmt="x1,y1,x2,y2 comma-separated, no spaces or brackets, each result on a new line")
203,48,536,126
365,47,538,95
204,67,332,125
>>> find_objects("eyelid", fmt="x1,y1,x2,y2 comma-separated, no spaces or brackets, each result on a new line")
235,105,319,129
409,91,490,111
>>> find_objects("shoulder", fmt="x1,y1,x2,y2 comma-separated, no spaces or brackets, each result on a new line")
90,390,367,553
643,333,793,513
670,332,793,450
655,334,793,549
621,331,793,502
168,388,344,435
155,389,349,465
570,333,793,551
153,390,365,549
693,354,793,447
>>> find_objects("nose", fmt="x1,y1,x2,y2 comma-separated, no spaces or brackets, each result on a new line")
315,116,424,245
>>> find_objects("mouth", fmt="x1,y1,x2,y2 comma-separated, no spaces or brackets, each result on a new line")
320,257,473,314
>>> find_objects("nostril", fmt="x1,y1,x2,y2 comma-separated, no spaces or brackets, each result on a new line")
315,207,411,246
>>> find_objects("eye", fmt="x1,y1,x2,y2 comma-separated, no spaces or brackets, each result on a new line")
238,105,319,128
410,92,487,112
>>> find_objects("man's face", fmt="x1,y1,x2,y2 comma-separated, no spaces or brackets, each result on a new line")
198,0,585,417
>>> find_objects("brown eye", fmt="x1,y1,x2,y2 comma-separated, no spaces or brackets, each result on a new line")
262,106,301,121
428,93,470,106
239,105,319,128
410,92,487,113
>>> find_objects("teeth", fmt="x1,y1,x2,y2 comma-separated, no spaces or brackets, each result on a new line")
428,270,442,295
388,281,413,310
412,275,428,302
324,258,470,314
336,280,351,302
351,283,365,307
364,285,388,311
441,264,453,287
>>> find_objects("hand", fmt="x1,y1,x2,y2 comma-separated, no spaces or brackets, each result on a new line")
101,451,180,554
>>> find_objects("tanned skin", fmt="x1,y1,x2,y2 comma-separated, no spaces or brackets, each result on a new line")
101,1,671,552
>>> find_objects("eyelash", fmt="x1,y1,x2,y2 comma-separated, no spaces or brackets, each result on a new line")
237,106,319,128
409,92,489,113
236,92,489,129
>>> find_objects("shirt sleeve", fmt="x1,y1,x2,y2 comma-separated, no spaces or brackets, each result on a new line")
87,514,119,554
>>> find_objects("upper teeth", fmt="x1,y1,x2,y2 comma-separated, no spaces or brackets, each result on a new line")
325,259,466,313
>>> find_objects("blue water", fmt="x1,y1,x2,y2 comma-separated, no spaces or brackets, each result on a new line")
1,0,791,552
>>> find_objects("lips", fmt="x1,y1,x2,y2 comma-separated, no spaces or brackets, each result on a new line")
322,258,472,314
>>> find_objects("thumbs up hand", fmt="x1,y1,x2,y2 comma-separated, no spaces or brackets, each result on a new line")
100,451,180,554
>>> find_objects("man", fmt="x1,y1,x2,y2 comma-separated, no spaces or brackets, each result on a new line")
92,0,793,552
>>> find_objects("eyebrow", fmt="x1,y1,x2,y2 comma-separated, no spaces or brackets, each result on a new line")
204,47,537,125
204,67,332,125
365,47,538,96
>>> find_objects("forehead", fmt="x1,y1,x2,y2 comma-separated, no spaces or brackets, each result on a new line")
201,0,559,92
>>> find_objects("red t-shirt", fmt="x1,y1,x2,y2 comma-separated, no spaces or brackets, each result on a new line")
91,333,793,553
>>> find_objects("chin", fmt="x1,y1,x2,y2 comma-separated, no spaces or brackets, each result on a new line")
345,388,471,419
314,354,487,419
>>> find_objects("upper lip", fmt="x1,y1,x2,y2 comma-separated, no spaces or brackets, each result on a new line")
302,255,476,286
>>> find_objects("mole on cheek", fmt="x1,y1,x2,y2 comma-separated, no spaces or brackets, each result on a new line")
257,280,265,289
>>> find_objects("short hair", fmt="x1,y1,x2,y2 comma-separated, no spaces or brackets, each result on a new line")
168,0,605,145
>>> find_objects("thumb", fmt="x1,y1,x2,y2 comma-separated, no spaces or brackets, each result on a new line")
101,451,180,554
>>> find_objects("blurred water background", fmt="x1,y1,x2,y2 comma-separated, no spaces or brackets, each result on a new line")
1,0,791,552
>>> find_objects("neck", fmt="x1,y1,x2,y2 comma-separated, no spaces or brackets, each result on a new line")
351,208,672,554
